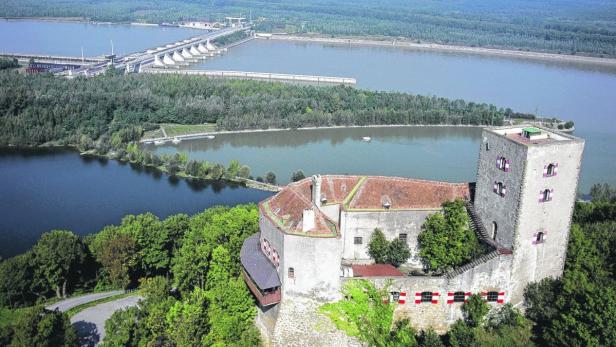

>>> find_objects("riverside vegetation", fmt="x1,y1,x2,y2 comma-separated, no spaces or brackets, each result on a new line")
1,185,615,345
1,0,616,57
0,70,531,186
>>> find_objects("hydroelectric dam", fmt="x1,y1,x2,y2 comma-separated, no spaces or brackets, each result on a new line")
2,24,356,86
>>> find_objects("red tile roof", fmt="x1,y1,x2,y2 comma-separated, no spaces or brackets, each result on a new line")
349,176,470,210
260,179,337,236
260,175,471,237
352,264,405,277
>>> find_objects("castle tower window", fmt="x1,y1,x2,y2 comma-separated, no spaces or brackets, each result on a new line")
485,142,490,151
399,233,407,242
533,231,546,244
539,189,553,202
493,181,506,197
288,267,294,279
354,237,363,245
491,222,498,240
497,156,510,172
544,163,558,177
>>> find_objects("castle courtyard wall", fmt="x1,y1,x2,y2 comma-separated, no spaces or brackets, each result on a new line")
348,252,513,332
340,209,439,267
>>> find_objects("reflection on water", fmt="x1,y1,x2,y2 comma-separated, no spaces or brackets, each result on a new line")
0,148,272,258
147,126,483,184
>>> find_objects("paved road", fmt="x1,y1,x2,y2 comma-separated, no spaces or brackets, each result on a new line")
71,295,142,347
45,290,124,312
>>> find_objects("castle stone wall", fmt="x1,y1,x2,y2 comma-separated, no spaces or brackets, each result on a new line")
340,209,439,267
283,234,343,301
474,131,528,248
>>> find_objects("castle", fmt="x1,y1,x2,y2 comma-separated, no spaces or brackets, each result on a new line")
240,126,584,340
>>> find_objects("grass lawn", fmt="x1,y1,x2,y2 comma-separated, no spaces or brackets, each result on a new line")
143,123,217,139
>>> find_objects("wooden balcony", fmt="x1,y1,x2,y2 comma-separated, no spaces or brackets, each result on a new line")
242,268,281,306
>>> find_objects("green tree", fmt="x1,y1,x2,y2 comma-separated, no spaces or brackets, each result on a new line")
121,213,171,277
387,238,411,267
96,233,137,289
166,288,208,346
418,199,483,273
9,306,78,347
185,160,200,176
368,228,389,264
445,320,476,347
101,306,143,347
226,160,241,178
291,170,306,182
265,171,277,184
462,294,489,328
238,165,251,179
32,230,87,298
320,279,400,347
203,246,257,346
0,253,36,308
417,329,445,347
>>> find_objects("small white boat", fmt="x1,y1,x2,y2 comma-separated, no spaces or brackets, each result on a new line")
154,140,166,145
205,135,215,139
362,136,371,142
172,137,182,144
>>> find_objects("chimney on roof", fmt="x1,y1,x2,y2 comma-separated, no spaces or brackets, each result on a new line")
311,174,322,208
302,208,315,232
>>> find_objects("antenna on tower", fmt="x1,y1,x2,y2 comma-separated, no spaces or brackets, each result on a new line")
110,40,114,56
81,47,84,63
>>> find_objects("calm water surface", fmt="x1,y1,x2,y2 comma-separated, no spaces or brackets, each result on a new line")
0,149,271,257
190,39,616,189
149,127,482,185
0,19,202,56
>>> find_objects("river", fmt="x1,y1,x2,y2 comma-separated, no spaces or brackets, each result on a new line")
1,20,615,256
0,149,271,258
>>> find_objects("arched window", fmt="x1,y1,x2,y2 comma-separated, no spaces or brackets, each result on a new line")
540,189,552,202
544,163,558,177
491,222,498,241
453,291,466,303
288,267,295,279
494,182,506,197
421,291,433,303
536,232,545,244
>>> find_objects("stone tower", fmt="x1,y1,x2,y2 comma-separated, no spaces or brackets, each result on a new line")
474,126,584,304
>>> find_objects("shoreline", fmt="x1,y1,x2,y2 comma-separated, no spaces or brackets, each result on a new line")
265,35,616,68
141,124,485,143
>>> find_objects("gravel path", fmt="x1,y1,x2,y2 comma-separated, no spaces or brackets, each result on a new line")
46,290,124,312
71,295,142,347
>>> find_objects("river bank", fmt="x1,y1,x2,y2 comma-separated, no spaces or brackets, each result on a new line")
80,149,281,192
264,35,616,68
141,120,573,145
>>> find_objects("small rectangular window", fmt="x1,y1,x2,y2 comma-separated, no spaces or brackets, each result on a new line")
399,233,407,242
487,291,499,302
421,292,433,302
354,237,363,245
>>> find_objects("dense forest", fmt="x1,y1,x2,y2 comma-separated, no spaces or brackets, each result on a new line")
2,0,616,57
0,70,528,150
1,185,615,346
0,205,262,346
